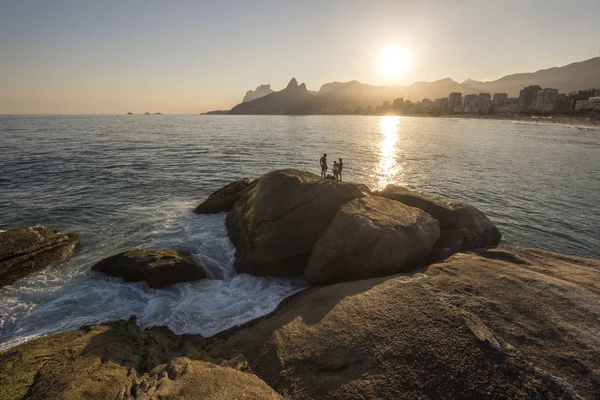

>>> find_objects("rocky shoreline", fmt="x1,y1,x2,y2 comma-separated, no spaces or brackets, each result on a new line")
1,169,599,399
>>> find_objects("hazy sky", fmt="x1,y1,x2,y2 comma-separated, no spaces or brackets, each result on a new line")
1,0,599,114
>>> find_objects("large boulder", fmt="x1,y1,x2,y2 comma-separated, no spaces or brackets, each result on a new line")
226,169,370,276
92,249,210,288
208,248,600,399
0,226,79,288
193,178,252,214
0,319,281,400
305,196,440,284
375,185,502,252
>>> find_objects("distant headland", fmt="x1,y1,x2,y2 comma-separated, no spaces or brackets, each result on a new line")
202,57,600,120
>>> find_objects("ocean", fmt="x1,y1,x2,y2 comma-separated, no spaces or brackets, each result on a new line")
1,114,598,350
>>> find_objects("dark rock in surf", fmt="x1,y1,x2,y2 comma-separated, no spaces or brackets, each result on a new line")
375,185,501,256
92,249,210,288
305,196,440,284
0,226,79,288
194,178,253,214
226,169,370,277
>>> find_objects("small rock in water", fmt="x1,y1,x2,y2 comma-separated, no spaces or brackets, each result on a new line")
92,249,211,288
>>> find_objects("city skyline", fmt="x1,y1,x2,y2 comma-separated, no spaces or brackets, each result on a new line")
1,0,600,114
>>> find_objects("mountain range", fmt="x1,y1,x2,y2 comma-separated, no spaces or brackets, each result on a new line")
226,57,600,114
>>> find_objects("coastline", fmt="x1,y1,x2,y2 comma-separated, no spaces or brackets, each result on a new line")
434,114,600,130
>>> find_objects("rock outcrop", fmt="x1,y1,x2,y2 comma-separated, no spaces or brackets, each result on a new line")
229,78,324,115
226,169,370,276
375,185,501,256
305,196,440,284
193,178,252,214
0,319,280,400
0,227,79,288
207,248,599,399
92,249,210,288
243,84,275,103
2,248,599,399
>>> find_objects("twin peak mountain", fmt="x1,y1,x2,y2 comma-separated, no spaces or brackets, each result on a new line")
226,57,600,115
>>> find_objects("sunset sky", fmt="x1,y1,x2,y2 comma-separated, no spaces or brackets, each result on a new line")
1,0,599,114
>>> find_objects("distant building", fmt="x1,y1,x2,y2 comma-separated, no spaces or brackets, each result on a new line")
518,85,541,111
448,92,462,113
421,98,432,110
493,93,508,105
553,94,575,112
496,97,519,113
479,93,492,101
534,88,558,112
393,98,405,110
576,96,600,110
576,89,595,100
433,97,448,113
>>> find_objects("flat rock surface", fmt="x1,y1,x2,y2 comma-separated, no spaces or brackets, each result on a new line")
208,248,599,399
305,195,440,284
0,226,78,288
92,249,210,289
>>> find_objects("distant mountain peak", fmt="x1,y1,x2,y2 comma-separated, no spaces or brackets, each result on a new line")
243,84,274,103
286,78,299,89
298,82,307,91
462,78,482,85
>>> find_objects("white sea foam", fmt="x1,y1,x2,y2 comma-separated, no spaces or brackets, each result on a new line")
0,208,307,351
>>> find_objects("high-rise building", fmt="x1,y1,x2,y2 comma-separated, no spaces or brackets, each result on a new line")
448,92,462,112
534,88,558,112
393,98,404,109
421,98,432,110
479,93,491,101
463,94,480,112
493,93,508,105
518,85,542,111
553,94,575,112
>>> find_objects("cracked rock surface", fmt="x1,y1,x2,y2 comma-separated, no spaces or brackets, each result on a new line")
226,169,370,276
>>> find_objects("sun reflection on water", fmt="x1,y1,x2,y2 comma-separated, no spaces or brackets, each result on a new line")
376,116,402,190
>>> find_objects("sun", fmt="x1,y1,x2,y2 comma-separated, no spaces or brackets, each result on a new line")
379,45,411,78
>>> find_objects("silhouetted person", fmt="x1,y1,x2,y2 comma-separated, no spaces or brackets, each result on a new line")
338,158,343,181
320,153,328,178
333,161,339,180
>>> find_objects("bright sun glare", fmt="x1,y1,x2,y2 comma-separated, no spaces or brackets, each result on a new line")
379,46,411,78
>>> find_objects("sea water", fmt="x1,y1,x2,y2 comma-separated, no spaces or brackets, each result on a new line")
1,115,599,350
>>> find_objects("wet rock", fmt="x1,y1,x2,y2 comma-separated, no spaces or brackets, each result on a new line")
305,196,440,284
92,249,210,288
375,185,501,252
226,169,370,276
0,226,78,288
193,178,252,214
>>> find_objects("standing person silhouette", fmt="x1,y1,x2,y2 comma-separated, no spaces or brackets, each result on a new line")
333,161,339,181
338,158,343,181
320,153,328,178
